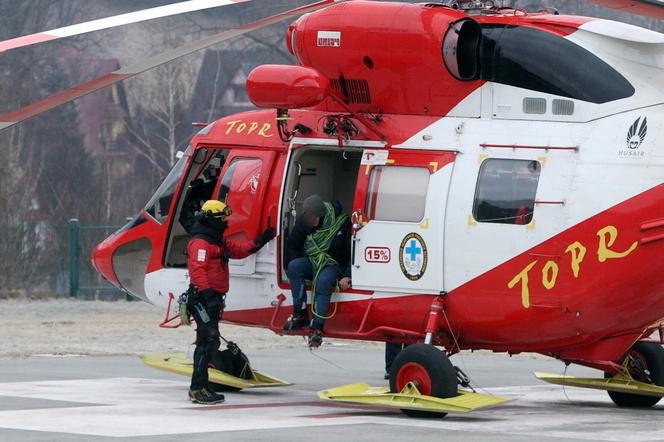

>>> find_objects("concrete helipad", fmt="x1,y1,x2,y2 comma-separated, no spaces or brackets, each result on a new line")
0,347,663,441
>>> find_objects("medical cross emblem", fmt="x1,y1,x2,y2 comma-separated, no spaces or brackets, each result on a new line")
399,233,428,281
405,240,422,261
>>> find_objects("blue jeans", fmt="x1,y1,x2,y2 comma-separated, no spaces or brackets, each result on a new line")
287,257,341,330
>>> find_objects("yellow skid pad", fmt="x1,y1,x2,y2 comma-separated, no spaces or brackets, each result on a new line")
534,371,664,397
140,353,291,389
318,383,510,413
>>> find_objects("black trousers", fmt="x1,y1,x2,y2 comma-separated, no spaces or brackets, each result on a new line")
189,290,224,390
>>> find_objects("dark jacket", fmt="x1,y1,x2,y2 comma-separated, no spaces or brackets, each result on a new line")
286,200,352,277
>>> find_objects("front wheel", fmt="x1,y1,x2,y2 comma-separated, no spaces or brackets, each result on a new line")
605,341,664,408
389,344,458,418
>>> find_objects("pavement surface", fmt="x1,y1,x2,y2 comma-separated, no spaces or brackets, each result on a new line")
0,346,663,441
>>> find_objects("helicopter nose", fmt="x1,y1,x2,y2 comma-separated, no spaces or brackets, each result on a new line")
91,235,121,287
91,215,153,301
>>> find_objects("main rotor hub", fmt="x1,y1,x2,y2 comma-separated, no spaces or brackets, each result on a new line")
444,0,505,13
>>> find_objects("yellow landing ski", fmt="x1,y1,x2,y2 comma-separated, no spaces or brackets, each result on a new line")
318,382,509,413
140,353,291,390
535,371,664,397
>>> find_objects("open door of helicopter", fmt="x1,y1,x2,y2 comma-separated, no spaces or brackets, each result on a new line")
213,149,277,275
162,147,275,276
350,149,456,294
279,145,363,280
162,147,226,269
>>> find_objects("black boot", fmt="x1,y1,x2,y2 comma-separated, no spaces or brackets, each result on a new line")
283,313,309,331
189,388,225,405
308,328,323,348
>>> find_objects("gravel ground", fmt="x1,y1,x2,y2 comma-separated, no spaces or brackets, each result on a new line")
0,299,382,358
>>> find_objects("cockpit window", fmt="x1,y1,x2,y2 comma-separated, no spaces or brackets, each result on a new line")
144,145,191,223
479,25,634,104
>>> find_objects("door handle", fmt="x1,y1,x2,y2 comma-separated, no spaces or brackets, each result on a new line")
352,234,360,269
351,209,365,234
351,209,364,269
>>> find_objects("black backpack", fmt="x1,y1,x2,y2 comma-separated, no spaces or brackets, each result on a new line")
210,341,253,380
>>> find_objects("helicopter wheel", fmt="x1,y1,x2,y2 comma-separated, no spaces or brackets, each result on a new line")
604,341,664,408
389,344,458,418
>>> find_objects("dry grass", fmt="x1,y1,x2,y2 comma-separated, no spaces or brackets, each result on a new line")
0,299,380,358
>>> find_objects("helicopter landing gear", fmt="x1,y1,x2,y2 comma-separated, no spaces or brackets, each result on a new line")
318,295,509,416
389,344,458,418
605,341,664,408
318,342,509,416
535,341,664,406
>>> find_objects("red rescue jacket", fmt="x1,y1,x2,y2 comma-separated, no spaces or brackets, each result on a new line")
187,223,256,293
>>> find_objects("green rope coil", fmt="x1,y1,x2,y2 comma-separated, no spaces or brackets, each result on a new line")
304,202,348,320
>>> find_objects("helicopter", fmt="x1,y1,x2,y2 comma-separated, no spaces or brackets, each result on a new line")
2,0,664,418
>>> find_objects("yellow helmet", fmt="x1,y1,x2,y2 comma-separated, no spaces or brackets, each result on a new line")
201,200,232,218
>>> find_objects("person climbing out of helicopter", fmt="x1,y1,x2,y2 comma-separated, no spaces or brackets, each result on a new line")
283,194,352,348
186,199,275,404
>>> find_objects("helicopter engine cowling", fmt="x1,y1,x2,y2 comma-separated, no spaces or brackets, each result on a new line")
246,64,330,109
285,1,482,116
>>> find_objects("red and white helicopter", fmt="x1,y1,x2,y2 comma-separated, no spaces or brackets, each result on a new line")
3,0,664,417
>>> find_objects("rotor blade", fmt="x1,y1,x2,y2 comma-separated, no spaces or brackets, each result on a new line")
588,0,664,19
0,0,250,53
0,0,339,132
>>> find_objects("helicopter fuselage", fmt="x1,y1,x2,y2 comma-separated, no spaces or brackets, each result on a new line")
92,2,664,372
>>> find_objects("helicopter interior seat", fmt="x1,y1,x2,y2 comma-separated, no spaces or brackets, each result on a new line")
290,148,361,214
166,224,191,268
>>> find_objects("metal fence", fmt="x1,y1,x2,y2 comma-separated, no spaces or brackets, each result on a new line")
69,219,129,300
0,220,129,299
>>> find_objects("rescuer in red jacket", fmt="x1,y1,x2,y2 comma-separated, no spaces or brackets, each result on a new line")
186,199,274,404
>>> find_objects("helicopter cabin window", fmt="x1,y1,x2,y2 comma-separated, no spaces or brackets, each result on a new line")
473,159,541,225
479,26,634,104
164,148,228,267
216,157,263,241
144,145,191,223
366,166,430,222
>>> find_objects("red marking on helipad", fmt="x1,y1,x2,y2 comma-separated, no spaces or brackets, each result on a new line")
299,411,396,419
185,400,372,411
